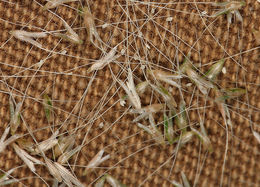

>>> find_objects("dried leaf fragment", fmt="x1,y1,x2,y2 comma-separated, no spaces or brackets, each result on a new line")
164,112,175,144
150,84,177,108
45,158,62,182
132,103,164,122
106,174,127,187
54,162,84,187
175,101,188,132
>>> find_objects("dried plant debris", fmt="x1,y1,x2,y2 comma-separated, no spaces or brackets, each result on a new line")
43,0,78,10
33,130,59,155
182,63,214,95
45,158,84,187
95,174,127,187
0,168,18,185
1,0,258,186
54,20,83,44
43,94,53,122
212,1,245,24
149,69,182,88
83,149,110,175
88,47,119,73
205,59,225,80
80,7,101,44
131,103,164,122
0,127,19,154
54,134,75,158
10,30,47,48
57,146,81,164
253,29,260,45
9,98,22,135
117,68,141,109
12,143,42,172
252,131,260,144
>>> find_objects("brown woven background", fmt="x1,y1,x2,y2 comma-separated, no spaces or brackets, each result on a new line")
0,0,259,186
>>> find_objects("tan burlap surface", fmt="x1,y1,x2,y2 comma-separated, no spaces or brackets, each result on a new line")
0,0,259,186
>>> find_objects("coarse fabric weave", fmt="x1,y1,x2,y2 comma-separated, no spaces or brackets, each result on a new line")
0,0,259,186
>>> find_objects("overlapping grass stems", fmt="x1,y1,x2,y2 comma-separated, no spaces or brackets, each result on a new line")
0,0,259,186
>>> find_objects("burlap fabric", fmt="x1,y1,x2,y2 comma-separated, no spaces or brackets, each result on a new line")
0,0,259,186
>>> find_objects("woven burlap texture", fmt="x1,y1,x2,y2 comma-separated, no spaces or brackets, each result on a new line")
0,0,259,186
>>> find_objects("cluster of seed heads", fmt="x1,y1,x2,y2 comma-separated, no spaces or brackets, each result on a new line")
0,0,259,186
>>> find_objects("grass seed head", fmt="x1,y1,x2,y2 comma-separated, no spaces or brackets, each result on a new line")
88,47,118,73
57,146,81,164
10,100,22,135
54,20,83,44
106,174,127,187
81,7,100,43
43,0,78,10
34,130,59,155
205,59,225,80
12,143,42,172
84,149,110,175
43,94,53,122
252,131,260,144
54,134,75,158
45,158,62,182
181,171,191,187
10,30,47,48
